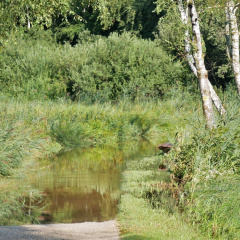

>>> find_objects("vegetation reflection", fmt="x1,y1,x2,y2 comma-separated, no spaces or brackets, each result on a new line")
35,141,157,223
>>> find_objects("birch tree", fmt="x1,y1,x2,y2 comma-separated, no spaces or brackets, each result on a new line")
178,0,226,115
225,1,240,94
188,0,215,128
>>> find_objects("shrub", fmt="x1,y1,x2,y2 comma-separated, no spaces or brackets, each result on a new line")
70,32,189,101
54,23,85,45
0,32,190,101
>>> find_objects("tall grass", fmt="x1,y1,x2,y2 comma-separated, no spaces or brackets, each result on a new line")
152,89,240,239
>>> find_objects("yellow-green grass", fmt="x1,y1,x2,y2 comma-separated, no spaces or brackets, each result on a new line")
118,194,211,240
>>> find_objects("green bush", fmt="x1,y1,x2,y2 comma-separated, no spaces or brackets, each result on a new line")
54,23,85,45
168,114,240,187
0,36,67,100
70,32,189,101
0,32,190,101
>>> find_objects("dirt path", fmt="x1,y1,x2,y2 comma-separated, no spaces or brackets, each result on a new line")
0,220,120,240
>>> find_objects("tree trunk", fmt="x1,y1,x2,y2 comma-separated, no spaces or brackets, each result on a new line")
26,7,31,29
225,6,232,61
178,0,198,77
178,0,226,115
188,0,215,128
226,1,240,94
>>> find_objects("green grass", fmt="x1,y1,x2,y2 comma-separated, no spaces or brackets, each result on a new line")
119,194,210,240
184,176,240,239
117,156,211,240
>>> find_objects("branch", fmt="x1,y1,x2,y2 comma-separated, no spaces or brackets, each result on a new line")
198,4,225,14
233,3,240,14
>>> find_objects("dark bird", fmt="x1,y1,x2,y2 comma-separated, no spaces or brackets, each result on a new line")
158,142,173,153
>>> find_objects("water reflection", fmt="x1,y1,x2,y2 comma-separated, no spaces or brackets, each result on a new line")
34,140,157,223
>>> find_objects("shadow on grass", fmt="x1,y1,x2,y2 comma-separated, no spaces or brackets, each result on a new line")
122,234,159,240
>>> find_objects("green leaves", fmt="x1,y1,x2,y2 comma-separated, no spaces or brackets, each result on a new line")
0,0,81,44
154,0,174,14
70,32,186,101
0,32,187,101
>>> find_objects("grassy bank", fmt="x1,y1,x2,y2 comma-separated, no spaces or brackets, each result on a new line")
117,156,210,239
117,158,240,239
117,90,240,239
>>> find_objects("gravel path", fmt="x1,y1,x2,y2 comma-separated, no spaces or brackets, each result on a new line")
0,221,120,240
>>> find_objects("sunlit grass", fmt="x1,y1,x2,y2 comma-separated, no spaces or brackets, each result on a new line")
118,155,211,239
118,194,211,240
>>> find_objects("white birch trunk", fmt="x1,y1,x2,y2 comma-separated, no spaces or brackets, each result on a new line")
178,0,226,115
27,18,31,29
26,7,31,29
188,0,215,128
227,1,240,94
178,0,198,77
225,6,232,61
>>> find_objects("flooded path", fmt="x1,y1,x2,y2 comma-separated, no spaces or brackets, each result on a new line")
33,141,157,224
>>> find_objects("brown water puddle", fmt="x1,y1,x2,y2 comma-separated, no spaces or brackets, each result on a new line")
34,141,157,223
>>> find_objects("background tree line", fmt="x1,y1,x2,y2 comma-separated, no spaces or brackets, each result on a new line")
1,0,240,124
1,0,239,86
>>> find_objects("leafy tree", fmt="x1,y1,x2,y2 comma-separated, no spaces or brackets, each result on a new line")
0,0,79,46
76,0,161,38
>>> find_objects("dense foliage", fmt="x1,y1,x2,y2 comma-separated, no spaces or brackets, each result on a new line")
0,31,190,101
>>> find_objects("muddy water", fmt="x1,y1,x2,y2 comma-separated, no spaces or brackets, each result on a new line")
34,141,157,223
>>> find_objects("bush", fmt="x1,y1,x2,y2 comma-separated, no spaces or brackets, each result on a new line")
168,115,240,187
0,36,67,100
0,32,190,101
54,23,85,45
70,32,189,101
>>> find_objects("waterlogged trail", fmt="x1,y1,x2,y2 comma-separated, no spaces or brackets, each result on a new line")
0,220,120,240
0,142,209,240
33,141,157,224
